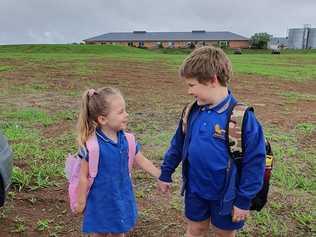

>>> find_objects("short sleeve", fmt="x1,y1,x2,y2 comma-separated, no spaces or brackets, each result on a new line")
135,142,141,155
78,146,89,161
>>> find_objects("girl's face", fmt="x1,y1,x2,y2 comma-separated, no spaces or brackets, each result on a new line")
98,95,128,132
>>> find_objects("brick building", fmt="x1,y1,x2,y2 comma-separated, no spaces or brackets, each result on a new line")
84,30,249,49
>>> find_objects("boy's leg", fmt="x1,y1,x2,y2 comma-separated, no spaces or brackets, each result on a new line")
91,234,109,237
186,218,210,237
185,192,212,237
110,233,124,237
212,226,236,237
209,201,244,237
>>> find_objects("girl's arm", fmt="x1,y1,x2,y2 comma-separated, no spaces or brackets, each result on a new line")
76,159,89,214
134,152,161,178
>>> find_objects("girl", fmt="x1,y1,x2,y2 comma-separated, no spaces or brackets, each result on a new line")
76,87,160,237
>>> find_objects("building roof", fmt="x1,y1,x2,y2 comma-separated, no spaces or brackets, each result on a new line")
84,31,249,42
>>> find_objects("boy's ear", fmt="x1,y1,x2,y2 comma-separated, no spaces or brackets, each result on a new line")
209,75,219,87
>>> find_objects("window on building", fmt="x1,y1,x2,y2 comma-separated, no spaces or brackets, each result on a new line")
218,41,228,48
168,42,175,48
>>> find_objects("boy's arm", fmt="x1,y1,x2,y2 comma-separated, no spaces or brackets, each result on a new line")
159,122,185,183
134,152,161,178
76,159,89,214
234,111,266,210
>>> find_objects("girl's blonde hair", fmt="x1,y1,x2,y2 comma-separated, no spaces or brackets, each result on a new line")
76,87,122,147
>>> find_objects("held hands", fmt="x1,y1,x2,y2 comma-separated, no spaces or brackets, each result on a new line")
157,179,171,194
232,205,250,222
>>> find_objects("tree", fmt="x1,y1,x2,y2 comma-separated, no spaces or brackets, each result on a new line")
250,32,272,49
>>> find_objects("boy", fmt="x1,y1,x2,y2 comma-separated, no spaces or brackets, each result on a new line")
158,46,266,237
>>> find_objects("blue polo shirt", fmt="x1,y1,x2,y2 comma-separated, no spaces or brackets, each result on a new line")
159,92,266,209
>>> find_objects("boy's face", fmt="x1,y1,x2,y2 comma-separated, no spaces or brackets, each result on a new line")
185,77,215,106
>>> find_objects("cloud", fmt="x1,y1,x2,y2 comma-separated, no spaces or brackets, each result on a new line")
1,0,315,44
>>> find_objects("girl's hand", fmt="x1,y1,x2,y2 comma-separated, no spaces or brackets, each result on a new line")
232,206,250,222
75,201,86,215
158,180,171,194
134,152,161,178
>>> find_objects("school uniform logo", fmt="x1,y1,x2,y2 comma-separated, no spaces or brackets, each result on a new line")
213,124,226,140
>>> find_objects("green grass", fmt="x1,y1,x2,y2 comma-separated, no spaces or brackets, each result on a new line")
280,91,316,102
36,219,50,231
295,123,316,135
0,44,149,55
1,108,55,126
265,126,316,192
0,65,13,72
229,54,316,81
0,44,315,236
1,44,316,81
0,106,76,192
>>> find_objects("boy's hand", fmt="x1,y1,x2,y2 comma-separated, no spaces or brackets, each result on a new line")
232,206,250,222
158,180,171,194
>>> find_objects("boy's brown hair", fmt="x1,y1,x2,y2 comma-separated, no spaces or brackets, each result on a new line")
179,46,232,86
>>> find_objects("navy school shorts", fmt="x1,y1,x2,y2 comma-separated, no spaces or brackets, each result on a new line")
185,191,245,231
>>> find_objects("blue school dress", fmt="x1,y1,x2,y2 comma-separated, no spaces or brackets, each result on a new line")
81,128,140,234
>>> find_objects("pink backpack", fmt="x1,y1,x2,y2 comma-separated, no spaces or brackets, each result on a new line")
65,132,136,213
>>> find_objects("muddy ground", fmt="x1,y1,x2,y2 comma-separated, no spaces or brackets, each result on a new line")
0,58,315,236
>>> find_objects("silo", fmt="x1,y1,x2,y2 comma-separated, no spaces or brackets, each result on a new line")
288,28,305,49
307,28,316,49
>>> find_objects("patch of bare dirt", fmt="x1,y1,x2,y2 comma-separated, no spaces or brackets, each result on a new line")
0,58,315,236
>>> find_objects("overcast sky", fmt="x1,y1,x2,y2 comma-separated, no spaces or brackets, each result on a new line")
1,0,315,45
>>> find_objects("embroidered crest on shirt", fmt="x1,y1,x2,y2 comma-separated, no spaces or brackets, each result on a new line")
213,124,226,139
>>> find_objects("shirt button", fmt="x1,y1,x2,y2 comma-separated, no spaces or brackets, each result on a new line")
203,122,207,126
208,111,211,114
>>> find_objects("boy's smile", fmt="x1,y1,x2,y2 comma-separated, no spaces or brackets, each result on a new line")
184,77,229,106
185,78,215,106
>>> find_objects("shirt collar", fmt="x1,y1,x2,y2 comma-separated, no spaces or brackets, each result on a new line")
201,90,235,114
96,128,111,143
96,128,123,144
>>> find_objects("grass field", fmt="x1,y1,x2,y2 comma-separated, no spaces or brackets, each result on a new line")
0,44,315,237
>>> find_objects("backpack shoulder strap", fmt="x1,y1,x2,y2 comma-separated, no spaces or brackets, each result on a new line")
181,101,196,134
125,132,136,173
227,103,254,160
86,133,100,178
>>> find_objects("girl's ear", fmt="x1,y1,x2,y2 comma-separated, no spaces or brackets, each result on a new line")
97,115,107,126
